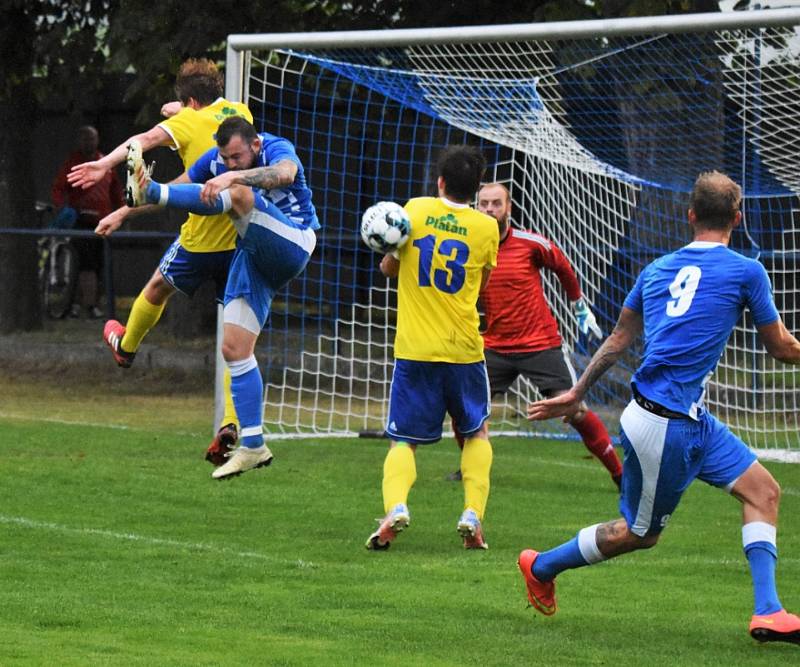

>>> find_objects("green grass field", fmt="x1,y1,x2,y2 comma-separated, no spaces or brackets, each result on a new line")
1,375,799,665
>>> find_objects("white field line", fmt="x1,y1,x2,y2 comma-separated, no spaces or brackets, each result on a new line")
0,411,202,439
0,514,296,565
3,514,798,570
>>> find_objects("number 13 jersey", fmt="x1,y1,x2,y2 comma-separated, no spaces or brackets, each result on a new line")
624,241,779,419
394,197,498,363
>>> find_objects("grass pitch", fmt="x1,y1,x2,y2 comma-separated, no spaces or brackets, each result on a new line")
1,376,799,665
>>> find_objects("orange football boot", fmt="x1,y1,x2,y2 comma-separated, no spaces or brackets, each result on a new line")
518,549,557,616
750,609,800,644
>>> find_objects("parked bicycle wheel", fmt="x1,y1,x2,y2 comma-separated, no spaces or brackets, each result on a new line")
42,239,79,319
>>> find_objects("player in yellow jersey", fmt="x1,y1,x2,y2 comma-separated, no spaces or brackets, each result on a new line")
365,145,499,551
67,58,251,463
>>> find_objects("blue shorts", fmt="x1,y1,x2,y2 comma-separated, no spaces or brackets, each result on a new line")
158,238,234,302
224,195,316,329
618,400,757,536
385,359,491,444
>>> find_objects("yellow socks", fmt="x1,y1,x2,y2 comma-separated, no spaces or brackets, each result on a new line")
461,437,493,519
121,292,165,353
382,443,416,513
220,366,239,430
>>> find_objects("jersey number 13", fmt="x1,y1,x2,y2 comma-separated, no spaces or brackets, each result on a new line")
413,235,470,294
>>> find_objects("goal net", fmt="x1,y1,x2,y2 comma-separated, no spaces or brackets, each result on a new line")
226,9,800,452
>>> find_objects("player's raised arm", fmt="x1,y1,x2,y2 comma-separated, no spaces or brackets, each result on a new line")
528,306,642,421
68,125,173,190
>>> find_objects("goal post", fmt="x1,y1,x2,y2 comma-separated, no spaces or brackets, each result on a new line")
221,8,800,455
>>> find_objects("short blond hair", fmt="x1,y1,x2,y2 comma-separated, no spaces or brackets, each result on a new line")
690,171,742,231
175,58,223,105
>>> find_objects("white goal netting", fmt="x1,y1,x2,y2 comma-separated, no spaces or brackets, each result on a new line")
231,12,800,451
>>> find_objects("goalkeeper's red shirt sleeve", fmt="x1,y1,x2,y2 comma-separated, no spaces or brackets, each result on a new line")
532,239,582,302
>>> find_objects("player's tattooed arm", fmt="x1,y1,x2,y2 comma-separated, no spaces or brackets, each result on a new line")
528,304,642,422
238,160,298,190
572,307,642,399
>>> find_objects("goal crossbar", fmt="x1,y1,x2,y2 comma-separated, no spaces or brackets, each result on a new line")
227,8,800,51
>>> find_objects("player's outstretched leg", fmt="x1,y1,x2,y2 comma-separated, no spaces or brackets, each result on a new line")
518,521,623,616
126,139,232,215
103,319,135,368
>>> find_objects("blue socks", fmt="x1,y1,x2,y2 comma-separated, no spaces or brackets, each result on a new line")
533,536,587,582
743,521,781,615
145,182,231,215
532,524,607,582
227,356,264,449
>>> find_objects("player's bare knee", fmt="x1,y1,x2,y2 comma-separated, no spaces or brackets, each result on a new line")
221,338,250,362
220,340,237,362
758,476,781,513
143,270,174,304
229,184,255,215
636,533,660,550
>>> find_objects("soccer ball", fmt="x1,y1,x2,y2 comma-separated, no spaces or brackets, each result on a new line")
360,201,411,253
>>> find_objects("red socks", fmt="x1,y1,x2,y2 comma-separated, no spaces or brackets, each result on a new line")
572,410,622,480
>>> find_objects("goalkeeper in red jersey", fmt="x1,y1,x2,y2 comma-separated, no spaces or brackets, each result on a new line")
447,182,622,489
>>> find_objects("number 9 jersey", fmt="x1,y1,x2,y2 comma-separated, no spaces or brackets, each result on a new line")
623,241,779,419
393,196,498,363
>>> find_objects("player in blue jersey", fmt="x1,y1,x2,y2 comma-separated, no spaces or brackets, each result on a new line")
127,115,318,480
522,171,800,645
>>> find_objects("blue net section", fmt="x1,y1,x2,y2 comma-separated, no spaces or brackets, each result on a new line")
245,26,800,448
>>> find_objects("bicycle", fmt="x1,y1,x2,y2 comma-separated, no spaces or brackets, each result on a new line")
36,202,80,319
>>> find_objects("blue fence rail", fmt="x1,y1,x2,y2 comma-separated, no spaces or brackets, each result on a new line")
0,227,175,321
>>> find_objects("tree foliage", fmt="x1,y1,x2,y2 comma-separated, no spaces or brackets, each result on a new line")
0,0,722,332
0,1,120,332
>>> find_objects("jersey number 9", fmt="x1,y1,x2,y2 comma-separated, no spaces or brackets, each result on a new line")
666,265,702,317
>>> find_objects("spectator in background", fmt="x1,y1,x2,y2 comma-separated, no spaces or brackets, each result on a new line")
51,125,124,318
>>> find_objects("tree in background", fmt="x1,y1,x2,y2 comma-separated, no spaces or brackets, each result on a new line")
0,0,720,333
0,0,116,333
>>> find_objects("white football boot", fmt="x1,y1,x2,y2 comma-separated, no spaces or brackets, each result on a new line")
125,139,154,207
212,444,274,480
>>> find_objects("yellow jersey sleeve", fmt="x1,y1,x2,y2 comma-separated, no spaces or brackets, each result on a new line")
393,197,499,363
158,99,253,252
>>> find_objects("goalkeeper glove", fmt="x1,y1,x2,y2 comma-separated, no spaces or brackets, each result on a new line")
572,298,602,339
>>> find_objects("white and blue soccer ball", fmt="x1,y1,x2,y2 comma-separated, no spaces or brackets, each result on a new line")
360,201,411,253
